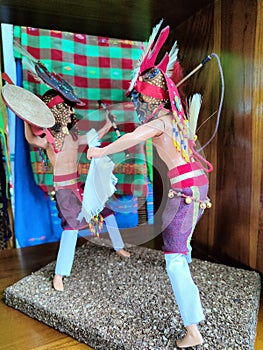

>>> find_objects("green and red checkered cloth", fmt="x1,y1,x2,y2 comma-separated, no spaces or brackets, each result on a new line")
14,26,151,196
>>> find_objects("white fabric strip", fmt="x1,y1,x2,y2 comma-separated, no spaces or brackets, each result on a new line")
170,169,204,185
77,156,117,223
54,178,79,189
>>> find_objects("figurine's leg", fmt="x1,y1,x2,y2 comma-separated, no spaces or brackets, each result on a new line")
104,214,130,258
53,229,78,291
165,253,204,347
185,240,193,263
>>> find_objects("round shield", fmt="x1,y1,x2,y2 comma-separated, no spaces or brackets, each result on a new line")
1,84,55,128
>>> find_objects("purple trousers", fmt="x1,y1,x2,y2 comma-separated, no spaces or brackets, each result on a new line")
54,172,113,230
162,184,209,254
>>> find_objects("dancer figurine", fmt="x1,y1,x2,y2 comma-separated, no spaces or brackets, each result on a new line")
87,21,223,348
24,89,130,292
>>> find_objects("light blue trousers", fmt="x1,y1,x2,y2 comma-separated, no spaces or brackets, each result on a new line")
55,229,78,276
165,253,205,326
55,215,124,276
104,214,124,251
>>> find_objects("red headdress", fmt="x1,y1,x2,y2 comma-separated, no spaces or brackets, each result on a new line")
128,20,193,162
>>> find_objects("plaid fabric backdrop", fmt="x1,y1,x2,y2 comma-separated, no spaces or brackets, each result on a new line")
13,26,150,197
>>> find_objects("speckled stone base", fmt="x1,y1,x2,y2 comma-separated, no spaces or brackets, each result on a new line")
4,238,261,350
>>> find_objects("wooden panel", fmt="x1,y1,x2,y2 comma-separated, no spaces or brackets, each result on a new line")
254,0,263,272
258,150,263,271
173,0,263,272
172,3,219,255
215,0,259,268
0,0,213,40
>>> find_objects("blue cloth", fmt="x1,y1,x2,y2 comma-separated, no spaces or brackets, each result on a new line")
146,177,154,224
14,59,62,247
108,195,138,228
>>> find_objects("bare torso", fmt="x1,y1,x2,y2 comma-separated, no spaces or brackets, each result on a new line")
46,134,80,176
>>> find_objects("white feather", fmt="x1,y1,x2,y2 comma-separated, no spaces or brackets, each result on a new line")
188,93,202,139
22,58,38,75
14,41,38,62
14,41,38,75
128,19,164,91
166,41,178,77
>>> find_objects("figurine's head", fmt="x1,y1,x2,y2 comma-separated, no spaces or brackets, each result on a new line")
127,21,185,125
42,89,78,151
129,67,170,124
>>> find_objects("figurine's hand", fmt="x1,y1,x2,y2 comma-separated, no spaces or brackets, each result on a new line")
105,110,116,129
87,147,103,160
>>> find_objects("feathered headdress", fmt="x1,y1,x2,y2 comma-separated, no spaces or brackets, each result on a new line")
14,41,84,106
128,21,223,170
127,20,185,118
128,20,195,161
128,20,164,93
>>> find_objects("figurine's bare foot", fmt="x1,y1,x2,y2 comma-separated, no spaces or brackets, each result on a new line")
176,324,203,348
53,274,64,291
116,249,130,258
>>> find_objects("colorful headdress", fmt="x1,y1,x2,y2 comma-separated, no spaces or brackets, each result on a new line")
128,20,193,162
128,20,224,171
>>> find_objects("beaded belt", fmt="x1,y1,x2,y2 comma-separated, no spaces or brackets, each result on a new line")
168,189,212,209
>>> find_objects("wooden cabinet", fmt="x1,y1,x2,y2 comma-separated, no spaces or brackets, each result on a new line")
0,0,262,273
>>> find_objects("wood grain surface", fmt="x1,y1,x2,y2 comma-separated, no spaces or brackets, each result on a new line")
171,0,263,273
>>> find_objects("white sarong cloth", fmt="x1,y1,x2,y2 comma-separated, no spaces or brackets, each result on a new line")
77,156,118,223
77,128,118,223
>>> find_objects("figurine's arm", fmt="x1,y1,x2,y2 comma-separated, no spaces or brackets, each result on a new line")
97,110,113,140
79,111,113,146
87,118,164,159
24,122,48,149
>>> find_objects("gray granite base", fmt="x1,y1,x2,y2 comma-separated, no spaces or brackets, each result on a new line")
4,238,261,349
